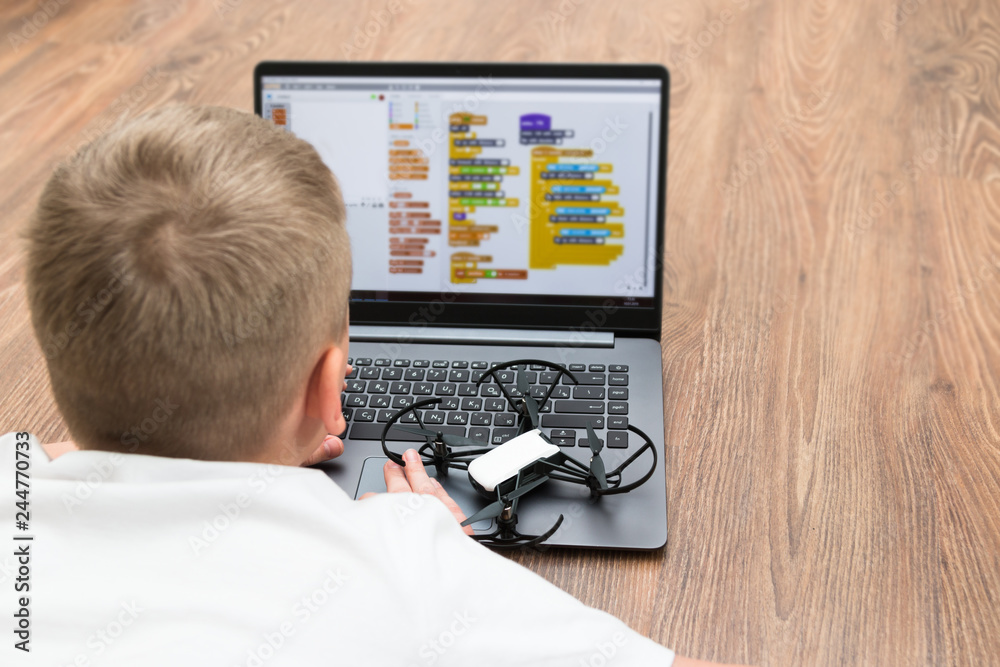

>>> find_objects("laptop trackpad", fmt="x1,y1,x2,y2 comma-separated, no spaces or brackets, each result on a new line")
354,456,495,532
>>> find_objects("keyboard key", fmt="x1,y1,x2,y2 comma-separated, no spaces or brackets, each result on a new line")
346,366,358,379
470,370,486,383
470,412,491,425
494,413,516,427
608,374,629,386
451,360,469,369
424,411,445,425
439,397,460,410
471,361,489,369
562,373,604,386
413,383,433,396
434,383,456,396
427,369,447,382
413,360,430,367
399,412,418,423
550,429,576,439
375,358,390,366
345,380,366,393
573,386,605,400
480,384,501,398
432,360,449,368
462,398,483,411
550,437,575,447
494,370,515,383
529,386,547,399
355,357,372,366
404,368,425,381
350,423,465,441
608,402,628,415
529,364,546,370
608,387,628,400
393,359,410,367
551,386,571,399
484,398,506,411
377,410,395,422
391,396,414,409
381,368,403,381
355,409,376,422
360,367,380,380
389,382,411,394
579,436,603,449
447,412,468,425
469,426,490,442
608,431,629,449
539,371,560,384
541,415,605,429
491,428,519,445
609,364,629,373
449,369,470,382
370,395,390,408
555,401,604,414
368,381,389,394
568,364,586,372
608,416,628,429
588,364,606,372
345,395,367,407
342,408,352,421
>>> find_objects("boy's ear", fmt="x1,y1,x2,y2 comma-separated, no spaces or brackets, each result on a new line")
304,345,347,437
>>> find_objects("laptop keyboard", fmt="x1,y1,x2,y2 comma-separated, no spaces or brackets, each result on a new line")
342,358,631,449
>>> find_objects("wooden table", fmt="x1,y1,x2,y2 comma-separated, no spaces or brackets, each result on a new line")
1,1,998,664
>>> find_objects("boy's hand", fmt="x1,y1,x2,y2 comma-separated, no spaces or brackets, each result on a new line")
301,434,345,466
360,449,475,536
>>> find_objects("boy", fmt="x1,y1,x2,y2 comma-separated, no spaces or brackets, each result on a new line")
12,105,733,666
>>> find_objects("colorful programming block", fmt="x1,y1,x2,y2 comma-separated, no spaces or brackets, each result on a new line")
528,145,624,270
448,112,522,283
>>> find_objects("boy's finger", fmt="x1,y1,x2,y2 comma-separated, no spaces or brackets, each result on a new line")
430,478,475,535
383,459,411,493
358,492,377,500
301,435,344,466
401,449,436,495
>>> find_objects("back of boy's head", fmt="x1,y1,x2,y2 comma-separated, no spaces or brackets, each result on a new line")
24,105,351,461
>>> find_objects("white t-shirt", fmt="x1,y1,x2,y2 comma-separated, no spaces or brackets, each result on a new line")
1,435,674,666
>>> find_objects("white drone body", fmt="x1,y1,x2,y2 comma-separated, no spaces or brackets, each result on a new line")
467,429,559,495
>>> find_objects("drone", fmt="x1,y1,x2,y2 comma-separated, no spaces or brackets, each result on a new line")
380,359,657,549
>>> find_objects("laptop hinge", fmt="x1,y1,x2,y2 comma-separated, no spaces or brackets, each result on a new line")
350,325,614,348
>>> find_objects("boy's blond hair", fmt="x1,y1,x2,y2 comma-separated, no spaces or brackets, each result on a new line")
24,105,350,460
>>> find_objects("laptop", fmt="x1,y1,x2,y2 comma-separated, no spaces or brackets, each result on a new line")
254,62,669,550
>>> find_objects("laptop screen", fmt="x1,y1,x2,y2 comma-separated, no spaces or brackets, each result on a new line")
258,71,663,314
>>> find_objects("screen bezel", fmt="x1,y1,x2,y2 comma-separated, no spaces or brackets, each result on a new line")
254,61,669,338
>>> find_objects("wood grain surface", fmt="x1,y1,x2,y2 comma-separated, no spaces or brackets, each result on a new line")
1,1,998,664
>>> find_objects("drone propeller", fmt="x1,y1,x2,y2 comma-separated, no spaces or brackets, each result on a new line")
516,369,540,428
586,423,608,491
461,474,550,526
392,425,487,448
